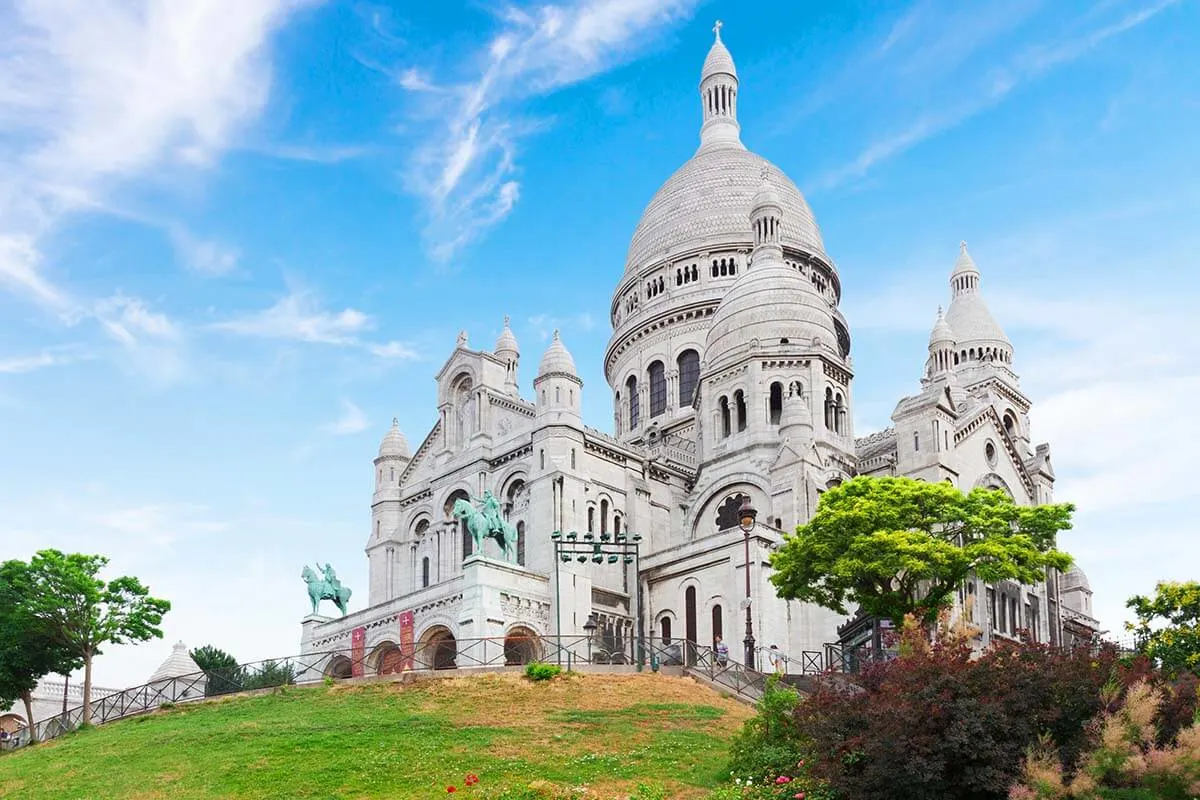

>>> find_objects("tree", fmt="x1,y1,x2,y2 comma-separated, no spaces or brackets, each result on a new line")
1126,580,1200,676
0,560,79,743
243,659,296,690
769,476,1074,627
190,645,245,696
23,550,171,725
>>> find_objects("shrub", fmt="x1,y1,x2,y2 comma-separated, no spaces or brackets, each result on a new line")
523,663,561,682
1010,680,1200,799
799,618,1127,800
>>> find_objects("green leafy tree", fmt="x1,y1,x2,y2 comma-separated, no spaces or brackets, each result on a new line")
769,476,1074,627
23,550,171,725
0,560,80,743
1126,581,1200,676
243,659,296,691
189,645,245,696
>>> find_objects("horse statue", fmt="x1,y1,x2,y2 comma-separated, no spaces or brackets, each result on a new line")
301,564,352,617
452,497,519,562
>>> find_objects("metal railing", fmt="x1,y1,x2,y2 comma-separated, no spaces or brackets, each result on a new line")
14,633,853,747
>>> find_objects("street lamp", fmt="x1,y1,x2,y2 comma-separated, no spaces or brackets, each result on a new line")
583,613,598,662
738,496,758,670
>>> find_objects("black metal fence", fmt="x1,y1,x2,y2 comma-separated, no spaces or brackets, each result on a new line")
14,633,848,747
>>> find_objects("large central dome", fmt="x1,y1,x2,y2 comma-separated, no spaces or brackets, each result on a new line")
624,148,827,274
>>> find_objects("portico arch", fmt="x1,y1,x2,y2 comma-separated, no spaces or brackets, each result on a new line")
503,625,541,665
368,640,404,676
418,625,458,670
325,655,353,680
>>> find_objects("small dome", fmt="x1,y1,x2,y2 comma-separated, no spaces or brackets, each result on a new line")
706,264,837,369
929,307,956,347
148,641,203,684
702,23,736,80
945,243,1010,348
538,330,577,377
494,316,519,358
752,171,782,212
1061,564,1091,592
378,418,409,458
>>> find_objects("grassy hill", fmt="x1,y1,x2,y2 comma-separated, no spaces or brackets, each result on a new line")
0,672,751,800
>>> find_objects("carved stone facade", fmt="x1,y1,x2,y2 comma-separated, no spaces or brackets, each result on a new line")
299,27,1096,674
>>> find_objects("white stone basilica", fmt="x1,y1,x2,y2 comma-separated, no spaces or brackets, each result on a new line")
299,27,1099,676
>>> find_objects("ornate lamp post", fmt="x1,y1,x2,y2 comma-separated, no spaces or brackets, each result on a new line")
583,613,598,662
738,497,758,670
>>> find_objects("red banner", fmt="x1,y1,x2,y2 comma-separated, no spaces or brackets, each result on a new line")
399,611,415,671
350,626,366,678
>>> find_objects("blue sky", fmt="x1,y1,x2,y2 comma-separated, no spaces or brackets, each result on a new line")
1,0,1197,687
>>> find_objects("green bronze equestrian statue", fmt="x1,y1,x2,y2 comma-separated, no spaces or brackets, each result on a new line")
452,490,519,562
302,562,352,616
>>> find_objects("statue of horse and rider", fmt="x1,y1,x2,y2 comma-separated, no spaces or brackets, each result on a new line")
302,561,352,617
453,490,519,562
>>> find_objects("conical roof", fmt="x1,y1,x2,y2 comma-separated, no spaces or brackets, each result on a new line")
702,22,737,80
378,418,409,458
494,316,519,358
945,242,1010,348
148,641,203,683
538,330,577,377
929,307,955,346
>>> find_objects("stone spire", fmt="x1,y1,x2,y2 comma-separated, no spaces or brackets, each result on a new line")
534,330,582,418
926,306,956,378
494,316,520,396
698,20,743,153
944,241,1013,367
950,241,981,297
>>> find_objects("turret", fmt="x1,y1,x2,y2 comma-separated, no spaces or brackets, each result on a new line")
750,167,784,264
945,242,1014,369
494,316,520,396
533,331,582,420
374,417,410,491
698,20,743,153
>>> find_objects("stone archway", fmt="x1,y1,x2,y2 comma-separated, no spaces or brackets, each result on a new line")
418,626,458,670
503,626,541,665
368,641,404,676
325,655,353,680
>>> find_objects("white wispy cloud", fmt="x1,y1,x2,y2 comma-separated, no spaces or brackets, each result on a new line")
0,347,87,374
0,0,318,306
169,227,240,277
368,340,421,360
94,294,179,347
817,0,1181,189
322,400,369,435
212,291,421,362
213,292,371,345
395,0,698,260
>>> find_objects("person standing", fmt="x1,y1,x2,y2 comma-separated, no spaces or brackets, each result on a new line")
714,635,729,668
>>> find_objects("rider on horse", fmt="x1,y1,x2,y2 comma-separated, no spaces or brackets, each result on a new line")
471,490,504,535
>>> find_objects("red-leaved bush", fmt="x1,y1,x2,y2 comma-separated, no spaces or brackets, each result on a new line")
798,619,1139,800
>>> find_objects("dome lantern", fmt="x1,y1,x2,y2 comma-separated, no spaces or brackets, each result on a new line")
698,20,743,153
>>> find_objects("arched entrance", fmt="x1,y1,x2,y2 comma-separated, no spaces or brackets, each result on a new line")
685,585,698,665
368,641,404,676
503,626,541,665
325,655,353,680
419,626,458,670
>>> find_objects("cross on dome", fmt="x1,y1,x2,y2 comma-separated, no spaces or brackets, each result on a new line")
713,19,723,40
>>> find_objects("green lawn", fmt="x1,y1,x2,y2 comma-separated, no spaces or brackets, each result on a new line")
0,672,750,799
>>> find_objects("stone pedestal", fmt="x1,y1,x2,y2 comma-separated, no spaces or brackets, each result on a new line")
300,613,333,654
459,556,553,666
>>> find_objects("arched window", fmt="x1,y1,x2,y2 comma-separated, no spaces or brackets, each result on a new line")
715,493,748,530
719,396,731,438
661,616,672,645
789,381,802,398
516,521,526,566
677,349,700,408
422,557,430,588
445,489,471,559
648,361,666,417
600,499,609,536
571,448,576,469
769,382,783,425
539,449,545,469
712,604,723,649
734,390,747,432
614,515,622,536
1003,412,1016,435
587,506,595,533
375,520,380,537
834,392,845,434
626,375,639,429
824,387,834,429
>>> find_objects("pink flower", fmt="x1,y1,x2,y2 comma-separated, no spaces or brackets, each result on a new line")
775,775,792,784
464,774,479,786
793,793,806,799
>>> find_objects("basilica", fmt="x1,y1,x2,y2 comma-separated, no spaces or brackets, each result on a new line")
299,27,1099,676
